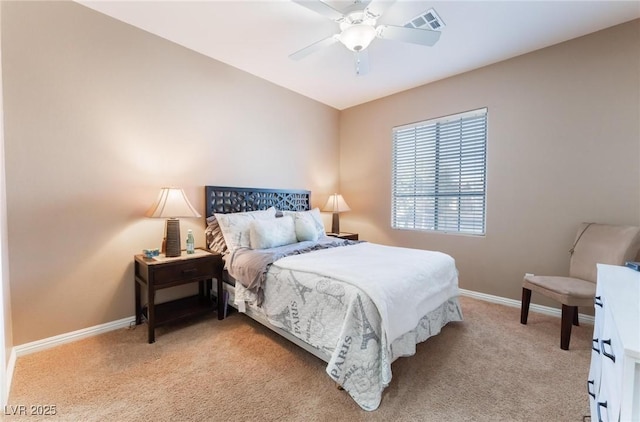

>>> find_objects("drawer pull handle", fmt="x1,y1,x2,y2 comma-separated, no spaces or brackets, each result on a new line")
601,339,615,363
596,401,607,422
182,268,198,275
587,380,595,399
594,296,603,308
592,338,600,353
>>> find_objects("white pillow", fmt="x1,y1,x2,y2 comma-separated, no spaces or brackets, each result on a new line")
294,216,319,242
214,207,277,251
249,216,297,249
283,208,325,238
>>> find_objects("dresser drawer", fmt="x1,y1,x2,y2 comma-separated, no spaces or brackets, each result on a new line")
152,258,214,286
598,304,624,422
589,265,640,422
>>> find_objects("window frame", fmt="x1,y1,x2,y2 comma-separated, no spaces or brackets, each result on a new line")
391,107,488,236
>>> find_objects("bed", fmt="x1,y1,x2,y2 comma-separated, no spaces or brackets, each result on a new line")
204,186,463,411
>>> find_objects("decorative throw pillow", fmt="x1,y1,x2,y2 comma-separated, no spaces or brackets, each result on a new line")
214,207,277,251
283,208,326,238
249,215,297,249
205,216,228,255
294,215,319,242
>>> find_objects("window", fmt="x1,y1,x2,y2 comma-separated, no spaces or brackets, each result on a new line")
392,108,487,235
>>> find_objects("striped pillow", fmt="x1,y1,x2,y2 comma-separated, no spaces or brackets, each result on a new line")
205,216,228,255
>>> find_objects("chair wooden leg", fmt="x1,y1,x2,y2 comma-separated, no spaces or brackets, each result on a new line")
521,288,532,325
561,304,574,350
573,306,579,326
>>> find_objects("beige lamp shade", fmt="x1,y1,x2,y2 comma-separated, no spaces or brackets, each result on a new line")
145,187,201,219
146,188,201,257
322,193,351,213
322,193,350,234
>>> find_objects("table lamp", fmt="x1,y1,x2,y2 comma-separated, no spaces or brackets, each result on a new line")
322,193,351,234
146,187,201,257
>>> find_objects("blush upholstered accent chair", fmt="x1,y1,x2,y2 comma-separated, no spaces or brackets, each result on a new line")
520,223,640,350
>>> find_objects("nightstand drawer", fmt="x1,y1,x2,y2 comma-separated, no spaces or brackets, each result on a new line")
152,258,214,286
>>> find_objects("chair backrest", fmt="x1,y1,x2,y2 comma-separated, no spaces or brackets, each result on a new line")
569,223,640,283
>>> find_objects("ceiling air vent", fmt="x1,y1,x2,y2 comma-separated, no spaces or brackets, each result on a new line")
404,8,445,31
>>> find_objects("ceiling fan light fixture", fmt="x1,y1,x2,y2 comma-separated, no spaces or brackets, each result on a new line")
339,24,377,52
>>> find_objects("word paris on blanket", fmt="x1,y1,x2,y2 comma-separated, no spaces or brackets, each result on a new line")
204,186,463,411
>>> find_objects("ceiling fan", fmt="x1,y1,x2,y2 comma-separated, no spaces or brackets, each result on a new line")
290,0,442,76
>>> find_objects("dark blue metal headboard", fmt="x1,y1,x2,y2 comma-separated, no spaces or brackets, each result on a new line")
205,186,311,216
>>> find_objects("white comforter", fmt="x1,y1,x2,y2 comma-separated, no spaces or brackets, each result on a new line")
233,240,463,410
273,242,459,345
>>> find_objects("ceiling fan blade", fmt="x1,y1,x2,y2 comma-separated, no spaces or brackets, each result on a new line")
354,50,370,76
376,25,441,46
292,0,345,21
365,0,396,18
289,36,338,61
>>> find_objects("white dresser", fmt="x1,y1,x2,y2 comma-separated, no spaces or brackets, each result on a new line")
588,264,640,421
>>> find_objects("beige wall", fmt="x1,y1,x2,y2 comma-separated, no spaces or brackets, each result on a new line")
339,20,640,308
2,2,638,346
2,1,339,345
0,1,14,404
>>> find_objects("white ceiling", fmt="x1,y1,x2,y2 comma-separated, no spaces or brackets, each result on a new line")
78,0,640,110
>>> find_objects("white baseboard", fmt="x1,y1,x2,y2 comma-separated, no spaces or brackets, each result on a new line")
9,291,592,357
13,316,136,358
5,347,15,405
459,288,595,325
5,316,134,406
7,289,594,358
3,288,593,403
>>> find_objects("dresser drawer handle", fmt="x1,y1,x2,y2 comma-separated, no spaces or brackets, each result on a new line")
594,296,603,308
587,380,596,399
597,401,607,422
182,268,198,275
601,339,615,363
592,338,600,354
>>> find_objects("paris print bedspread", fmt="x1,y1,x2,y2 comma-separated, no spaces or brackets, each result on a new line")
234,265,463,411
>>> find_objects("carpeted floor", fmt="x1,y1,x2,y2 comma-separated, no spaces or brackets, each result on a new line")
7,296,592,421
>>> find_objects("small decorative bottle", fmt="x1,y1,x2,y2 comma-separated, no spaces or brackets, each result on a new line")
186,229,195,254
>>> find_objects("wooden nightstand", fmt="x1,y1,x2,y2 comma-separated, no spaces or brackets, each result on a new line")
134,249,223,343
327,232,359,241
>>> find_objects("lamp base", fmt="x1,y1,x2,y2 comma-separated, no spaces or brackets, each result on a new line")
165,219,181,257
331,213,340,235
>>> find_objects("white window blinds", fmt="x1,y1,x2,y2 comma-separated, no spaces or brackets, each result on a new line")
392,108,487,235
